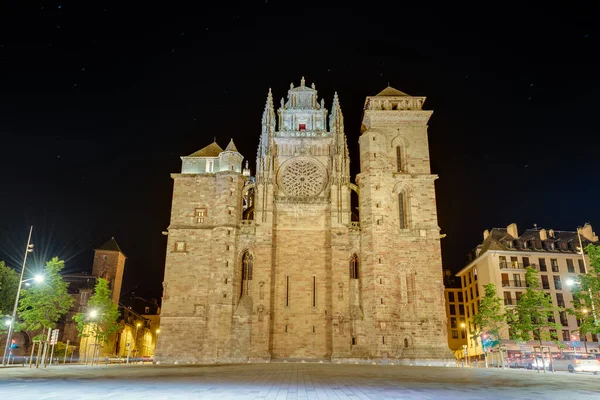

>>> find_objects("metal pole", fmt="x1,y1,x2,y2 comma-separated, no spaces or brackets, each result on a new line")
577,227,598,324
2,226,33,365
64,340,70,364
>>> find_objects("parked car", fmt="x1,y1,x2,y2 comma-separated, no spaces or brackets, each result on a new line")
526,356,552,370
552,353,600,374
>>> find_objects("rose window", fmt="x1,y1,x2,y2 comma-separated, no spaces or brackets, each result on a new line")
281,160,325,197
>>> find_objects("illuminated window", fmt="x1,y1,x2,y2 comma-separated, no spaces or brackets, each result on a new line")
196,208,207,223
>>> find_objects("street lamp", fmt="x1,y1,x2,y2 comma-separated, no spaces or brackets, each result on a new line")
566,278,598,325
2,226,34,366
23,274,44,287
575,227,598,324
135,322,141,359
460,322,468,367
86,309,100,365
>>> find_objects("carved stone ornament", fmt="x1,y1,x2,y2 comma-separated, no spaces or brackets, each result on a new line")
280,160,325,197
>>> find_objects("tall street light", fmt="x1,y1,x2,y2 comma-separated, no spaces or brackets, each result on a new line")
135,322,141,359
460,322,468,367
576,226,598,324
2,226,34,366
87,309,99,365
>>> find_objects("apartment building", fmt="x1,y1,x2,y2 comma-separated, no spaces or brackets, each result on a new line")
454,223,599,359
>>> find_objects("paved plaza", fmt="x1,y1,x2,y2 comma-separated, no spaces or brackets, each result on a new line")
0,362,599,399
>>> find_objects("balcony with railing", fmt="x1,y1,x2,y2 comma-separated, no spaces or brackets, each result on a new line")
501,279,526,288
499,261,524,270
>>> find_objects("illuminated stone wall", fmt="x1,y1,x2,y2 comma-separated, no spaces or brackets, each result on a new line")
156,80,453,365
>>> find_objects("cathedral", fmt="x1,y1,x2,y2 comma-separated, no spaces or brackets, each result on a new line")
155,78,453,365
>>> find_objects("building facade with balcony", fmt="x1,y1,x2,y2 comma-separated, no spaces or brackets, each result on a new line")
444,287,469,360
455,222,599,359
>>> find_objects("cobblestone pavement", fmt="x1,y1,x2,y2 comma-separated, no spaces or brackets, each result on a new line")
1,362,599,399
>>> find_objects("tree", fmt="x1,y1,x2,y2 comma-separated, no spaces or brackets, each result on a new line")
568,243,600,341
471,283,504,350
52,341,75,358
507,266,563,367
73,278,120,346
0,261,19,333
470,283,505,367
17,257,73,337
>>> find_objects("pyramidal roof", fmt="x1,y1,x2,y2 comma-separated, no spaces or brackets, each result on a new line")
224,139,238,153
186,142,223,157
96,237,126,256
375,86,410,97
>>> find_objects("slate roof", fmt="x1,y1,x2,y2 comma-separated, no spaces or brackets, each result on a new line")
186,142,223,157
224,139,239,153
96,237,126,256
472,227,596,262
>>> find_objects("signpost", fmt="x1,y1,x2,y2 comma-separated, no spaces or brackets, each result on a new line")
48,329,59,366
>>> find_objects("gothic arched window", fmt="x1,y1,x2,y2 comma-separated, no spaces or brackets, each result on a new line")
241,251,253,297
398,192,408,230
350,254,359,279
396,146,403,172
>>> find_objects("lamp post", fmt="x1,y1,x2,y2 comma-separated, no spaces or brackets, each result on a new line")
461,322,468,367
134,322,141,361
2,226,34,366
87,309,98,365
576,227,598,324
155,329,160,352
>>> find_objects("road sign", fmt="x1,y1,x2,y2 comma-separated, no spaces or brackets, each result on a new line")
50,329,59,345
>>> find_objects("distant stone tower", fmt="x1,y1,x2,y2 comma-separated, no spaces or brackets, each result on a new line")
92,237,126,304
156,79,452,365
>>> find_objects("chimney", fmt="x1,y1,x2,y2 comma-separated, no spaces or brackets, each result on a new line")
483,230,490,240
507,223,519,239
539,229,547,241
579,223,598,242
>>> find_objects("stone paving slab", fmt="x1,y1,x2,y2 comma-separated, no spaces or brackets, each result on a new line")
0,363,599,399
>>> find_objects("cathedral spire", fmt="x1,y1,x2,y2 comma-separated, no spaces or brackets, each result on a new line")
264,88,274,111
329,91,344,132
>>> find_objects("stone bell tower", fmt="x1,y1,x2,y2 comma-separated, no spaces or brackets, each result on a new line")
356,86,452,362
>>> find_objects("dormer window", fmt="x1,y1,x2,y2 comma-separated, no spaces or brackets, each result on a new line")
298,123,306,131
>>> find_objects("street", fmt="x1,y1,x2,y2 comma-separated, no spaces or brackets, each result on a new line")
1,362,599,399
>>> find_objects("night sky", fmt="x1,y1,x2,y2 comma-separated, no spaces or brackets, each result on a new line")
1,2,598,303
